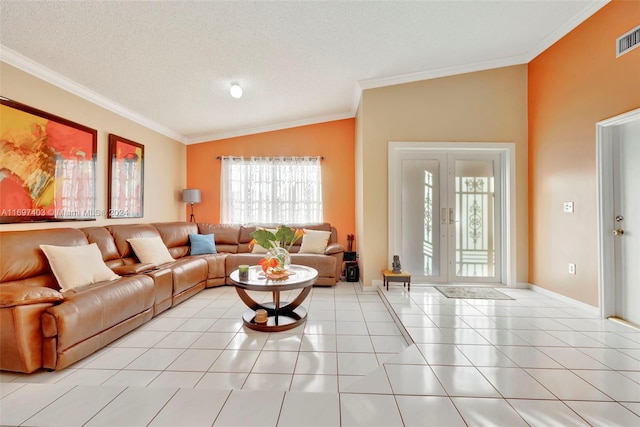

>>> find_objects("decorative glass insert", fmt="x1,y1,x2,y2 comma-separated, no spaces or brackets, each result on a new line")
455,160,495,278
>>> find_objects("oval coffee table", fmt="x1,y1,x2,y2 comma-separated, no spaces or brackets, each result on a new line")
229,265,318,332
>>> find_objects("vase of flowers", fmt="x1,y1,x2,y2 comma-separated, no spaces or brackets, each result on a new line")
250,225,304,275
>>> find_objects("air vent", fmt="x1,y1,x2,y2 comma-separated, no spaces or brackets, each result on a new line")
617,25,640,57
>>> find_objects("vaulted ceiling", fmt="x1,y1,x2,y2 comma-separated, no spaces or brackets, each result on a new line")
0,1,608,143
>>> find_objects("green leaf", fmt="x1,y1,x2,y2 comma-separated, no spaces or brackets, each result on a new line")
250,229,277,249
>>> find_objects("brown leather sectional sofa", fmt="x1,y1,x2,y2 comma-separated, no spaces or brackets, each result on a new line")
0,221,344,373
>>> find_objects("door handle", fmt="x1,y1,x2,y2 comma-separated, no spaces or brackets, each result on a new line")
613,229,625,236
449,208,454,225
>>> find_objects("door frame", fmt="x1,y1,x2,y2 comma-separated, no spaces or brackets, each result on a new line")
596,108,640,318
388,142,516,286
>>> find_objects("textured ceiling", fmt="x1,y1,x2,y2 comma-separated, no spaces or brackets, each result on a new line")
0,1,608,144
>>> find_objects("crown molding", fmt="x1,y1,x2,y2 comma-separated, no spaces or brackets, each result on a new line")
0,45,187,144
358,54,529,92
185,112,354,144
524,0,609,62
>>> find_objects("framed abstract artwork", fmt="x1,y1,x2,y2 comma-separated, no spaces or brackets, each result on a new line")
108,134,144,218
0,97,98,223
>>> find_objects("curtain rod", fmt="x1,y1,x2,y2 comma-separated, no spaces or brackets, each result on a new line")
215,156,326,160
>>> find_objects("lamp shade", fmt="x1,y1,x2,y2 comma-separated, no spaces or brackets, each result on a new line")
182,189,201,204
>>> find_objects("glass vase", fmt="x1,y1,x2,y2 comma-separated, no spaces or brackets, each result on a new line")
266,247,291,270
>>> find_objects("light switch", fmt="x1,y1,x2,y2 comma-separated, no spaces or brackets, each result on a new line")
563,202,574,213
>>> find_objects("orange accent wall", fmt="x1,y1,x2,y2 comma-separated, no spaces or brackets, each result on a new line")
186,119,356,248
528,0,640,306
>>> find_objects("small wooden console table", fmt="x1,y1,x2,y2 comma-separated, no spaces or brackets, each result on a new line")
381,269,411,292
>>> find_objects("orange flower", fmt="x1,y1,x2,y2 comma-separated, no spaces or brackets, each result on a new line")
258,257,279,273
248,239,257,249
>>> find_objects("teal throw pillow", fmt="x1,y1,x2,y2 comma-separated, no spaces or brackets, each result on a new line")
189,233,217,255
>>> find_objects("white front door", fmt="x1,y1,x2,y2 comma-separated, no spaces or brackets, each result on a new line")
397,152,502,283
613,117,640,325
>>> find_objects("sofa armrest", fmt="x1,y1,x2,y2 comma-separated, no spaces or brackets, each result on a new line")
111,263,156,275
324,243,345,255
0,284,63,308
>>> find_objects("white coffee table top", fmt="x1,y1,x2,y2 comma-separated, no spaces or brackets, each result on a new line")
229,265,318,291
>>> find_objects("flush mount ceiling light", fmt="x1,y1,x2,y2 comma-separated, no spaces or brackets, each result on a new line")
229,83,243,99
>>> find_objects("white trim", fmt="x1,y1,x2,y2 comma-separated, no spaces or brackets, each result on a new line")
524,1,609,63
528,284,599,316
358,55,528,92
369,280,383,291
596,108,640,318
1,46,187,144
387,142,517,287
185,112,353,144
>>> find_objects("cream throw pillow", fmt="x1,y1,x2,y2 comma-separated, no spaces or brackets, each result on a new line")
299,229,331,254
40,243,120,291
250,228,278,254
128,236,175,265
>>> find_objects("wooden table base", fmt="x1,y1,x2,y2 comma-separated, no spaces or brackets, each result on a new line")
235,287,311,332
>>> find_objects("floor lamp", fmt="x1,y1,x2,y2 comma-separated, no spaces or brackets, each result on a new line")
182,189,201,223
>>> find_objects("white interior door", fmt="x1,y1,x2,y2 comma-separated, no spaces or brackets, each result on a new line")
613,118,640,325
398,152,501,283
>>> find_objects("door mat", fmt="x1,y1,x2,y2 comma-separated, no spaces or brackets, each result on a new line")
435,286,514,300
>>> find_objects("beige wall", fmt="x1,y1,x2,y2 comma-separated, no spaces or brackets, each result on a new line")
355,97,365,275
357,65,529,287
0,62,186,231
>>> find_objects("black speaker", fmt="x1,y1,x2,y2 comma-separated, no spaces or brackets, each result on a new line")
345,263,359,282
344,251,357,262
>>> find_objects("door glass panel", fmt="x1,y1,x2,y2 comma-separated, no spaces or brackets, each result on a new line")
454,160,495,278
402,159,441,279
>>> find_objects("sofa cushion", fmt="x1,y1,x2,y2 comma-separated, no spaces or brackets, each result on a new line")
0,228,88,285
43,275,155,351
152,222,196,259
81,227,121,262
39,243,120,291
127,237,175,266
299,229,331,254
189,234,217,255
290,253,337,278
198,223,241,245
107,224,160,259
170,257,208,294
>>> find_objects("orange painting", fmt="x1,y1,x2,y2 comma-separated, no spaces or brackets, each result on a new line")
0,98,97,223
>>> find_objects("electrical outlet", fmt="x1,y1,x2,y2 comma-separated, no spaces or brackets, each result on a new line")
563,202,574,213
569,263,576,275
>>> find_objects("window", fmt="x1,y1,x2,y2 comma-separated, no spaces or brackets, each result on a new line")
220,156,323,224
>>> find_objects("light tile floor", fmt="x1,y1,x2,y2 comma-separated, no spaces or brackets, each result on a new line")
1,283,640,426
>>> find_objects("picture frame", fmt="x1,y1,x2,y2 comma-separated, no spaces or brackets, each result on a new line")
0,97,98,223
108,134,144,218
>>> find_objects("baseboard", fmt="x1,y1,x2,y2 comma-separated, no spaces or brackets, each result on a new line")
527,283,600,316
358,280,381,292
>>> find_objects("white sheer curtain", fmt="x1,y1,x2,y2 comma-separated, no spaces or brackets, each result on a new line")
220,156,323,224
